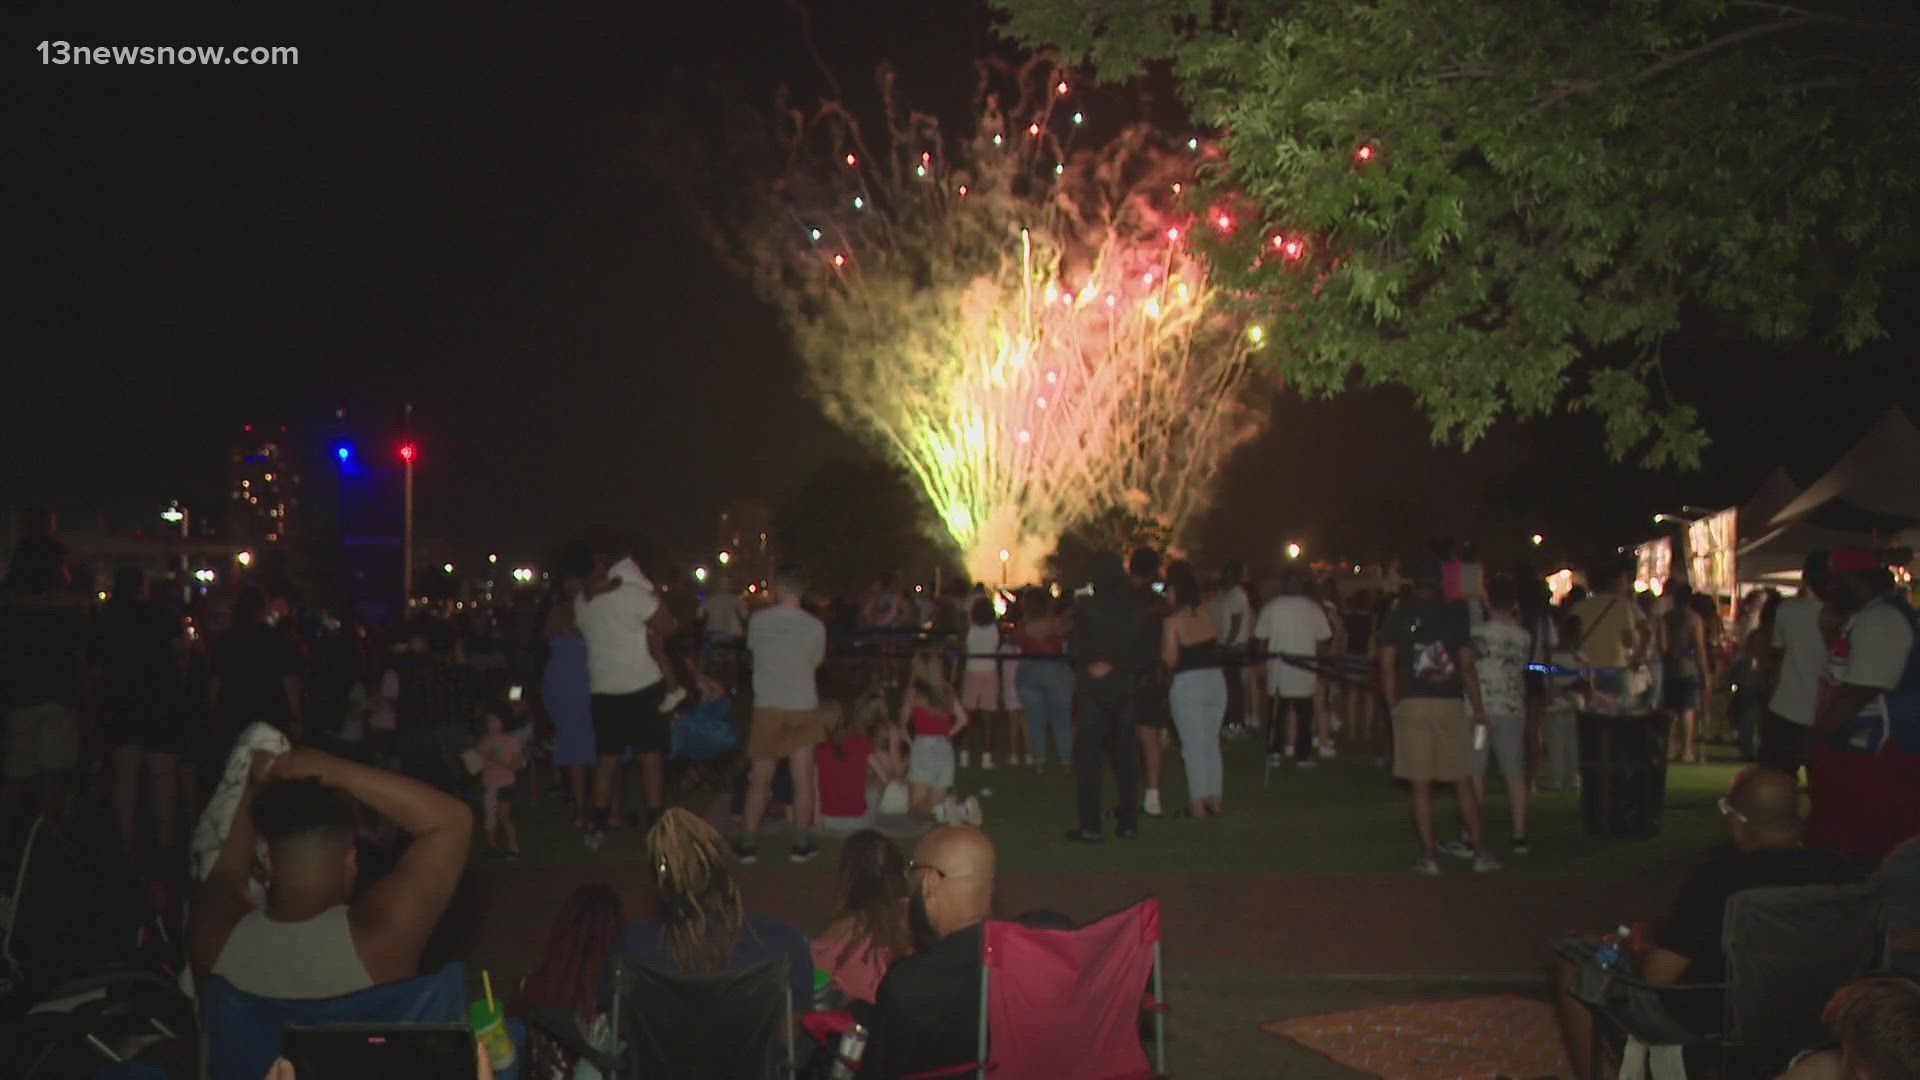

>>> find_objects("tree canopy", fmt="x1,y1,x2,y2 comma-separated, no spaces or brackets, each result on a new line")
992,0,1920,465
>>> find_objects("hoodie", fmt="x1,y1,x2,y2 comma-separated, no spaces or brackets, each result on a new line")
1073,554,1150,683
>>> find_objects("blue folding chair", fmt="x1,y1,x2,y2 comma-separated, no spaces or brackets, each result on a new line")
197,962,467,1080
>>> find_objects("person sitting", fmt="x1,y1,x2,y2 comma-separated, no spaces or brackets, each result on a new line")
1778,977,1920,1080
599,808,813,1009
815,708,877,836
189,747,473,999
1553,766,1860,1078
518,882,627,1080
811,830,913,1005
861,825,1071,1080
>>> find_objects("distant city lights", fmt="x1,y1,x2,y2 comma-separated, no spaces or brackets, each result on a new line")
488,553,499,565
717,551,732,565
193,569,217,583
693,566,709,583
443,562,454,574
511,567,536,583
1285,542,1302,560
1531,533,1545,546
336,445,352,463
236,550,253,567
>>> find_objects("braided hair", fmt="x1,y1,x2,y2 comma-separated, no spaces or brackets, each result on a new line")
646,808,747,975
828,830,913,970
520,883,626,1021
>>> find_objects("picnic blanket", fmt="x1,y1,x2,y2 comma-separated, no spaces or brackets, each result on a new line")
1262,995,1573,1080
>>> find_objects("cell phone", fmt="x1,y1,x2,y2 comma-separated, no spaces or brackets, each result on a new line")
282,1023,479,1080
508,685,523,702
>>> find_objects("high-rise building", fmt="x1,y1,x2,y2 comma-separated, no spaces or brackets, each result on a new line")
231,424,300,542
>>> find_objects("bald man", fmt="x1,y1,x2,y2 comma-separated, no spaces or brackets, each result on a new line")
861,826,1071,1079
1553,767,1859,1078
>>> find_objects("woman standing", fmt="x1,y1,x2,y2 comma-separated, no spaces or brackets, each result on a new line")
1660,583,1711,763
541,576,596,829
94,567,187,858
1013,589,1073,775
1160,560,1226,817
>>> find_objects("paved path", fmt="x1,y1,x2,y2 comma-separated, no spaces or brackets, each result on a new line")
457,858,1677,985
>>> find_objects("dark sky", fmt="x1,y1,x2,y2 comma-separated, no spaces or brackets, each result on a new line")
7,3,1916,567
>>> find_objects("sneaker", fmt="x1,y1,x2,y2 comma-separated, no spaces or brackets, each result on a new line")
790,840,820,864
658,686,688,713
961,796,984,826
734,838,758,865
980,753,995,770
1283,744,1297,760
584,828,604,852
1224,722,1245,740
1265,752,1284,768
959,750,972,769
932,801,950,824
1473,854,1503,873
1412,856,1440,876
1317,742,1337,759
1142,789,1163,817
1437,839,1476,860
1512,837,1531,856
1064,827,1104,843
1296,757,1318,769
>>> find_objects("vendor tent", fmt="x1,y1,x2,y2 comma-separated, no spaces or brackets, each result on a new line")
1768,409,1920,530
1740,469,1801,540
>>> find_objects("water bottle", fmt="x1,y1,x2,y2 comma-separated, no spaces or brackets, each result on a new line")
829,1023,869,1080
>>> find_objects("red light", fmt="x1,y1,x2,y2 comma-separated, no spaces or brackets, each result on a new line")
243,424,252,433
845,153,858,167
1171,182,1183,195
921,151,931,164
398,442,417,463
1215,213,1232,231
832,253,847,268
1056,81,1069,95
1356,144,1375,163
957,185,968,197
1166,227,1181,241
1283,239,1305,260
1028,123,1041,137
1271,235,1287,249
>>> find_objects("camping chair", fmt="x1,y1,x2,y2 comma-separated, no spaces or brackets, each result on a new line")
908,899,1168,1080
1572,881,1886,1080
606,954,795,1080
196,962,467,1080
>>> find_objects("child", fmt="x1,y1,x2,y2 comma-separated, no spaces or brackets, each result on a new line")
815,706,877,835
901,650,979,824
960,598,1002,768
518,882,626,1080
475,705,524,857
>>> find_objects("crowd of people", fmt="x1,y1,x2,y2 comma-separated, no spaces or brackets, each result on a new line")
6,515,1920,1080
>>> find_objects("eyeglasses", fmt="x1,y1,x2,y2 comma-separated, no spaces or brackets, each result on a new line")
1718,796,1748,822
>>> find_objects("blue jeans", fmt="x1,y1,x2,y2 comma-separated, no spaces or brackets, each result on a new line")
1016,660,1074,765
1169,669,1226,801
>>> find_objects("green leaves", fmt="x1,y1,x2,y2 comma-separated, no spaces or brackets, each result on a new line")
994,0,1920,467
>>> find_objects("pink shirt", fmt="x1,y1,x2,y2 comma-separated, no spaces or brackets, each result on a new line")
477,731,522,789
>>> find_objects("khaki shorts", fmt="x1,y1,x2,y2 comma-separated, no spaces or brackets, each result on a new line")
748,706,828,761
1392,697,1473,782
4,701,81,780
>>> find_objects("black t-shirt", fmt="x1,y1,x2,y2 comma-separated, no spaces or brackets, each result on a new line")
1380,597,1472,699
1655,846,1861,984
863,911,1074,1080
93,602,182,712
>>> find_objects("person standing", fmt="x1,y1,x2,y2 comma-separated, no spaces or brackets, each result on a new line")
1013,589,1073,775
1128,547,1172,817
1764,551,1830,775
210,586,304,743
1660,583,1712,764
1162,560,1226,817
542,576,596,830
738,567,828,865
1208,561,1254,739
1379,559,1497,874
1571,563,1651,708
1065,554,1149,842
959,598,1002,769
93,567,188,859
697,575,748,690
1469,577,1533,855
1811,549,1916,750
575,534,673,848
1253,571,1332,769
0,534,88,845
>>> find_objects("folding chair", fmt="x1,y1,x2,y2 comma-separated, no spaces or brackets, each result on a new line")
196,962,467,1080
607,954,794,1080
1572,881,1886,1080
910,898,1168,1080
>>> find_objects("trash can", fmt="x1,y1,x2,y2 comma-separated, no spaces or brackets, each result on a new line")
1577,710,1671,839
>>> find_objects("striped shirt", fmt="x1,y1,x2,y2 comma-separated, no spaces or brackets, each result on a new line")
748,605,826,710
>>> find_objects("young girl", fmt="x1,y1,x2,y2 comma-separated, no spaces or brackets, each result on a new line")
960,598,1002,768
518,883,626,1080
475,705,523,857
815,706,877,835
811,830,913,1005
901,650,978,824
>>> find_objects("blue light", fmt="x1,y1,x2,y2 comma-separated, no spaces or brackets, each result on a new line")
335,445,352,463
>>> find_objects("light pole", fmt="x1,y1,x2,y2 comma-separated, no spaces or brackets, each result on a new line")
399,441,417,608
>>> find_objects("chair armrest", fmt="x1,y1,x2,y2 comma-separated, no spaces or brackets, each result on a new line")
1140,992,1171,1015
521,1005,622,1073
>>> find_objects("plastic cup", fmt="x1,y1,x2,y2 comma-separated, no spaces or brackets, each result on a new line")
470,999,517,1072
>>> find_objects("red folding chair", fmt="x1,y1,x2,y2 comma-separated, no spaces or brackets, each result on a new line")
907,898,1168,1080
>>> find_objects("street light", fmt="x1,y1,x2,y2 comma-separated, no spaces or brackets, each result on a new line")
398,441,418,604
693,566,709,583
236,550,253,567
443,562,454,574
1530,533,1545,547
488,553,499,565
1285,542,1302,561
717,551,732,566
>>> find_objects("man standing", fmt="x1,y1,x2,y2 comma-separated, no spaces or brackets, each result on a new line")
1812,549,1916,748
1571,563,1651,706
738,567,827,864
575,533,672,848
1469,577,1534,855
1379,559,1497,874
862,825,1071,1079
1254,570,1332,769
0,533,88,844
1209,560,1254,738
1066,553,1149,842
1127,548,1171,817
1764,550,1830,775
697,575,748,690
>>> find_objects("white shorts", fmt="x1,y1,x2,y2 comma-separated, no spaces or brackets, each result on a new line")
908,735,955,789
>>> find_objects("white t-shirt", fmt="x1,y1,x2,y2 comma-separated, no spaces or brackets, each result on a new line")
1255,595,1331,699
1768,595,1827,726
965,624,1001,674
1470,619,1533,719
748,603,827,710
574,558,663,695
700,592,747,641
1208,586,1253,647
1830,599,1916,724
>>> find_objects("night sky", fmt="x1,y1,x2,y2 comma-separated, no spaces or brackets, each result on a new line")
9,3,1916,568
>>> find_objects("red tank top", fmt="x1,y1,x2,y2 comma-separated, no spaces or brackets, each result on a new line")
910,705,954,738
